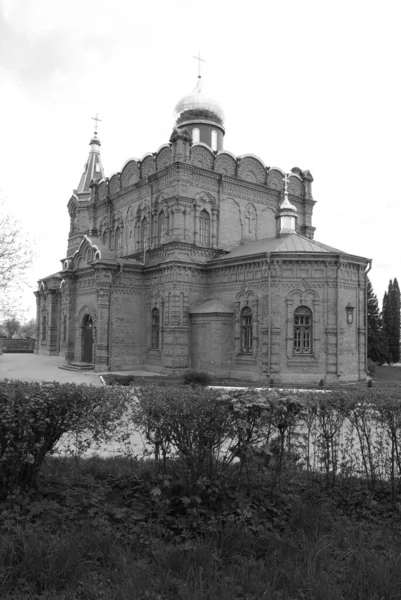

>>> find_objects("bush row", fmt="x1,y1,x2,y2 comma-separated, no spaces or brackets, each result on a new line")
2,380,401,498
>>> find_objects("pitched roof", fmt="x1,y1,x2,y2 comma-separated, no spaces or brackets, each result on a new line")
76,135,104,195
213,233,367,262
189,299,234,314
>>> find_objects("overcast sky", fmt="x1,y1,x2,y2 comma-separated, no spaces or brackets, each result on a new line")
0,0,400,320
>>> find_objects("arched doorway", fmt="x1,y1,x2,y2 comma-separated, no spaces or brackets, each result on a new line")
82,314,94,363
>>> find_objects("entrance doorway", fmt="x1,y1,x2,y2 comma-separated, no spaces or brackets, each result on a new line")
82,315,94,363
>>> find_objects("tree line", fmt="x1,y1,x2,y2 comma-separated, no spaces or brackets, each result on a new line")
368,277,400,365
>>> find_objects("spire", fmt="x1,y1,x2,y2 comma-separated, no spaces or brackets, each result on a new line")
76,116,105,196
277,173,298,235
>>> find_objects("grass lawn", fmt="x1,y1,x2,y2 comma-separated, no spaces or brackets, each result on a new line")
373,365,401,386
1,455,401,600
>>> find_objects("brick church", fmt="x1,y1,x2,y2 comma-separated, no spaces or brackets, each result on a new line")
35,73,370,384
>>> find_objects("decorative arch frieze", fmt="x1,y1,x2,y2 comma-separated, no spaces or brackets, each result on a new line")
121,160,140,188
98,180,108,202
155,145,172,171
288,174,303,197
190,144,214,170
267,168,285,191
214,151,237,176
141,154,156,179
238,155,266,184
108,173,121,195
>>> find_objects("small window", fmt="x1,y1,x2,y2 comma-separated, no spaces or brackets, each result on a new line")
293,306,312,354
199,210,210,247
192,128,200,143
211,130,217,151
241,306,252,353
152,308,160,349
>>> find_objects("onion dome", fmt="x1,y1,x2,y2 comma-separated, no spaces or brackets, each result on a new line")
173,76,225,151
277,174,298,235
173,77,224,127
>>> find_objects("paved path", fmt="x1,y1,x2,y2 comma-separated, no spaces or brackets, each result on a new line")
0,354,161,385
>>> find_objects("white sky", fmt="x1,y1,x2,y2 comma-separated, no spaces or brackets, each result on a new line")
0,0,400,320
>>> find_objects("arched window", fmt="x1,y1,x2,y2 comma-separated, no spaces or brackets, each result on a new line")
151,308,160,349
141,217,149,251
293,306,312,354
211,129,217,151
158,211,167,243
241,306,252,353
42,315,47,341
192,128,200,143
199,210,210,247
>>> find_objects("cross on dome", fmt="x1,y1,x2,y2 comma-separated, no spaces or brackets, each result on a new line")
91,113,102,136
193,51,205,78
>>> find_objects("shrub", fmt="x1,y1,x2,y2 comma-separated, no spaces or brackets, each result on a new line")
0,380,134,495
182,371,211,387
367,358,377,376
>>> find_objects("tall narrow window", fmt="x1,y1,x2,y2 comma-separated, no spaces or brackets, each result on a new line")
158,212,167,243
42,316,47,341
152,308,160,349
293,306,312,354
241,306,253,353
141,218,149,251
192,128,200,143
211,130,217,151
63,315,67,343
116,227,123,256
199,210,210,247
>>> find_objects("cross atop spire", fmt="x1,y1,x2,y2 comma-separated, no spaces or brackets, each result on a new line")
91,113,102,136
282,173,289,196
193,51,205,78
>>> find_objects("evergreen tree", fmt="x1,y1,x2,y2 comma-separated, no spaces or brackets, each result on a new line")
367,278,389,364
382,279,401,363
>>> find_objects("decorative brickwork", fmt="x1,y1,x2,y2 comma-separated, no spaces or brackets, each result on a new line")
238,156,266,185
121,160,140,188
36,90,369,385
214,152,237,176
190,144,214,170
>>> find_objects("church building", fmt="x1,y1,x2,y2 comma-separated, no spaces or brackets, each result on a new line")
35,73,371,384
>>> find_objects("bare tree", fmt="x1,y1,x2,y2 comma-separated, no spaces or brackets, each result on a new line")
2,317,21,337
0,198,33,318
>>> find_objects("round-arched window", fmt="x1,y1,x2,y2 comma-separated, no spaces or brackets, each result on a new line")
192,128,200,143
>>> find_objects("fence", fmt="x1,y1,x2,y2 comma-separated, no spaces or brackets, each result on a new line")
0,338,35,353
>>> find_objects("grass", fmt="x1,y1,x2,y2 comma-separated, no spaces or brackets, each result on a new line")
373,365,401,386
1,455,401,599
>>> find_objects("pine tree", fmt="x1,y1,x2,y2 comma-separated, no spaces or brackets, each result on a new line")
367,278,389,364
382,279,401,363
390,278,400,362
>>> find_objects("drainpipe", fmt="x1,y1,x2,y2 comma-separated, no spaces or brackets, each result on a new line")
336,256,341,377
365,259,372,375
266,253,271,377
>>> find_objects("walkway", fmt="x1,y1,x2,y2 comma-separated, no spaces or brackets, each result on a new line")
0,354,160,385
